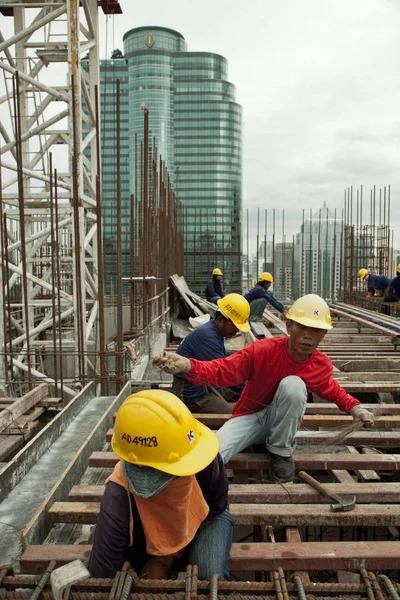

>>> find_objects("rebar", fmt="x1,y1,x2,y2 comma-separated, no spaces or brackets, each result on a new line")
367,573,384,600
293,576,307,600
209,574,219,600
360,570,375,600
378,575,400,600
29,561,56,600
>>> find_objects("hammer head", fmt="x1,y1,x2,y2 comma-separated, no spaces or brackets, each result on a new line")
330,495,356,512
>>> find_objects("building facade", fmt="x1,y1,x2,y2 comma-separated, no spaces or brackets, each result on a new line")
96,26,242,294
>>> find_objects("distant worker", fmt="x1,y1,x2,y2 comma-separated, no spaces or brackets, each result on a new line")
173,293,250,414
359,268,391,298
384,264,400,303
88,390,233,579
153,294,375,484
205,268,225,303
244,272,284,321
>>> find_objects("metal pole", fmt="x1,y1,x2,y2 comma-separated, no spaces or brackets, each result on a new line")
116,79,123,391
14,73,32,389
54,170,64,400
49,153,58,394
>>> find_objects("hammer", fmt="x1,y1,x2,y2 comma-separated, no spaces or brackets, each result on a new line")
299,471,356,512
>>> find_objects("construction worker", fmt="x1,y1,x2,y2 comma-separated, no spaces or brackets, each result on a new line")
172,293,250,414
383,264,400,303
88,390,233,579
205,268,225,303
359,268,391,298
153,294,375,484
244,272,284,321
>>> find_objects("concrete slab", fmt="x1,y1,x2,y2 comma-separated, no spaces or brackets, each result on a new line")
0,395,114,568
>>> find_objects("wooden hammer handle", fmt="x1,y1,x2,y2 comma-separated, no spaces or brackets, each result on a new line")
298,470,333,499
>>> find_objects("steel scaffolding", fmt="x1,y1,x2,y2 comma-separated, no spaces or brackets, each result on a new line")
0,0,110,396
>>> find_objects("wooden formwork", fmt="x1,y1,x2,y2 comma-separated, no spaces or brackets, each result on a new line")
2,303,400,585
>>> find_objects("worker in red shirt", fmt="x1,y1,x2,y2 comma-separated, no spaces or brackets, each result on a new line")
153,294,375,484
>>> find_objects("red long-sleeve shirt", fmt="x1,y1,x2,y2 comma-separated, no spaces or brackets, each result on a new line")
186,337,360,417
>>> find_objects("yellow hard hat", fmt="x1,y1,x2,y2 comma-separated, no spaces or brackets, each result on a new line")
359,268,368,279
217,293,250,332
212,268,223,276
397,264,400,274
259,272,273,283
286,294,333,330
111,390,219,476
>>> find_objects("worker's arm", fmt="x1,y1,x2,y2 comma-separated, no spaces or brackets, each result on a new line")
264,291,284,313
154,345,254,387
88,482,132,578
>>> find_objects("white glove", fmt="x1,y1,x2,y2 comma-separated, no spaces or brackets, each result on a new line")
350,405,375,427
152,352,191,375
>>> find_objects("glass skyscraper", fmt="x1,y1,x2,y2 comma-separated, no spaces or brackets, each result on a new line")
98,26,242,294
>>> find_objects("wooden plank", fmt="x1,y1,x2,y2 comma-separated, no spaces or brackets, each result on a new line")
2,407,44,433
331,470,356,483
20,545,92,573
48,501,400,527
67,481,400,504
0,383,96,503
2,420,39,436
0,397,62,408
89,451,400,471
21,382,131,546
346,446,380,482
20,541,400,574
190,414,400,428
330,306,400,338
229,541,400,571
285,527,310,583
0,383,48,434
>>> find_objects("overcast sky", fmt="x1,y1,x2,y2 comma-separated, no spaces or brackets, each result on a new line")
100,0,400,250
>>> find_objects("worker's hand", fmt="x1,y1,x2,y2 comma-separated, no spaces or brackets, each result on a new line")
152,352,191,375
279,312,286,321
350,405,375,427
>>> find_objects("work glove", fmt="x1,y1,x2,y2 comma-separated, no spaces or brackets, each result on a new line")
152,352,191,375
350,405,375,427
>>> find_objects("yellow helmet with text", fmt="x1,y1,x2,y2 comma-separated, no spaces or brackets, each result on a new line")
359,268,368,279
212,268,223,276
111,390,219,476
286,294,333,330
259,272,273,283
217,293,250,332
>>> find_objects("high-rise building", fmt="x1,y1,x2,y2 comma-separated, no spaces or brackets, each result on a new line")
293,203,342,301
93,26,242,294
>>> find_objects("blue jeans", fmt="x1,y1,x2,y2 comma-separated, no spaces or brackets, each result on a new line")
217,376,307,463
186,508,234,580
209,295,222,303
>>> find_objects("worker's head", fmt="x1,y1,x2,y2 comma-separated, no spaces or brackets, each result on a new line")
216,293,250,337
258,272,273,290
397,264,400,274
212,268,223,280
285,294,332,360
112,390,220,494
359,268,369,280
